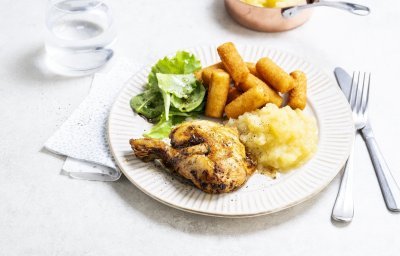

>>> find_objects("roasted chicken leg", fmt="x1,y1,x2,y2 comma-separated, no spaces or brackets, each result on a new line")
130,120,255,193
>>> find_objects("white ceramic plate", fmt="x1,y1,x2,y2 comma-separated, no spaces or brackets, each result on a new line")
108,45,354,217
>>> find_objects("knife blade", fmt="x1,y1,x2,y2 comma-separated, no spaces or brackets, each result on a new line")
334,67,352,101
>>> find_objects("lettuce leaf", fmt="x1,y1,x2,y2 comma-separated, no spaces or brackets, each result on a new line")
160,90,171,120
170,82,205,112
147,51,201,91
130,89,163,120
156,73,197,98
157,73,201,121
131,51,204,138
144,112,194,139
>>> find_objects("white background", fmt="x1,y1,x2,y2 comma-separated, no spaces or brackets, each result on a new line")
1,0,399,255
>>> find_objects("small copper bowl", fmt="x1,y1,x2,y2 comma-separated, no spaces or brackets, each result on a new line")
224,0,312,32
225,0,370,32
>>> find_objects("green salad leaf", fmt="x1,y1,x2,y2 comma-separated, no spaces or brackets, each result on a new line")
130,89,163,120
157,73,201,121
160,90,171,120
144,112,193,139
130,51,204,139
143,114,174,139
171,82,206,112
156,73,197,98
147,51,201,90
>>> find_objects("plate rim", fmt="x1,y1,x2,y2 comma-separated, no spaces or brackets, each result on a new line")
107,45,354,218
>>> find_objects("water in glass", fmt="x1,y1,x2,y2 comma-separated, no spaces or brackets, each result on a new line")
45,0,116,76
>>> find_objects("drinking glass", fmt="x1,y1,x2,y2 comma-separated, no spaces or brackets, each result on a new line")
45,0,117,76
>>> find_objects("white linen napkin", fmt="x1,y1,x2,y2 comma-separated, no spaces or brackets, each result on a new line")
45,58,141,181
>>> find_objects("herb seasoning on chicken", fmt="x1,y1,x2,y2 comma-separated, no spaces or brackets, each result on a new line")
130,120,256,193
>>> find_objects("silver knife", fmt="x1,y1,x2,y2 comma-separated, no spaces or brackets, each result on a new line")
332,67,355,222
334,67,400,212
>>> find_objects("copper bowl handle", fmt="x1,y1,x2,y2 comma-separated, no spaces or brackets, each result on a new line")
282,1,370,18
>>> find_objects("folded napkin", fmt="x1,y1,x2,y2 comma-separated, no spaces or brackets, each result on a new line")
45,58,141,181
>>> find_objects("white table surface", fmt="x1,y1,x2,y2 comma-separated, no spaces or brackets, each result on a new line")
1,0,400,255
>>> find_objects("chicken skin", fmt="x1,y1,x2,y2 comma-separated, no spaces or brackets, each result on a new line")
130,120,255,193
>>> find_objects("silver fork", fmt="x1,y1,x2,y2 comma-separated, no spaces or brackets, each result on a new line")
332,72,370,222
360,87,400,212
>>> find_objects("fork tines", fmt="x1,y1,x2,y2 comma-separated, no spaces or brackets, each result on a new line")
349,71,371,127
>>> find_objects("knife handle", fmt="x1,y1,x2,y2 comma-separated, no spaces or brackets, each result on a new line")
332,143,354,222
361,128,400,212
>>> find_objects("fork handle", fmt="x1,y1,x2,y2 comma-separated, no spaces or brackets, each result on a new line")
361,128,400,212
332,144,354,222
